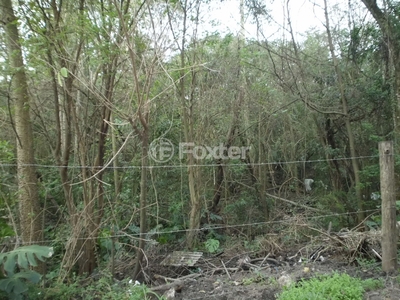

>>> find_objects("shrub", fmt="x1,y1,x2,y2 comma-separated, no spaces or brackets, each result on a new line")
29,272,166,300
0,245,53,300
278,273,379,300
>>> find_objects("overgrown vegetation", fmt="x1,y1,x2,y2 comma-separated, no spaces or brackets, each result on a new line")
0,246,53,300
278,273,383,300
27,273,166,300
0,0,399,298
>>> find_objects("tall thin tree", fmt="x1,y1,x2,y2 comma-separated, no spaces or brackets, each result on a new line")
1,0,42,245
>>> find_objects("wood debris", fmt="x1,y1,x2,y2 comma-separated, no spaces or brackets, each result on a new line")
160,251,203,267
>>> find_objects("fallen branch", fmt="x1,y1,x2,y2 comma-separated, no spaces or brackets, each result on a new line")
371,248,382,260
251,257,286,267
266,193,324,213
151,273,202,292
307,226,348,247
220,259,232,279
211,267,239,275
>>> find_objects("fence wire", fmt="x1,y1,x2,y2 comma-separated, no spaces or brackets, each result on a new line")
0,209,380,247
0,155,380,169
0,154,385,247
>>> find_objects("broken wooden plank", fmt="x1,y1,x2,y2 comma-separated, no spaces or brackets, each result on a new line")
160,251,203,266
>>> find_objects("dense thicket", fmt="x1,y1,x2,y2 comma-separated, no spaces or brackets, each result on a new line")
0,0,397,285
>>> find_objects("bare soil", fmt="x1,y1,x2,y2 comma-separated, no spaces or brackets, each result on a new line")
137,241,400,300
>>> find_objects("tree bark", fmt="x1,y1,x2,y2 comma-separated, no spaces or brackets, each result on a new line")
1,0,43,245
379,141,397,272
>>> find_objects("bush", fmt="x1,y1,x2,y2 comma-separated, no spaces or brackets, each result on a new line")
0,245,53,300
278,273,379,300
30,272,166,300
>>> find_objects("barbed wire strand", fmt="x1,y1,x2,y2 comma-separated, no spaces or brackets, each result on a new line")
0,209,380,247
0,155,380,170
0,155,384,245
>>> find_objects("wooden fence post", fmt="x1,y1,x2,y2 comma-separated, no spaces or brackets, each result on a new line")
379,141,397,273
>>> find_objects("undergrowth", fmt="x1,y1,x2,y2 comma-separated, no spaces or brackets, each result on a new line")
27,272,166,300
278,272,383,300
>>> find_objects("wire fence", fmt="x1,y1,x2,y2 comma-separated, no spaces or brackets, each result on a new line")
0,154,387,249
0,154,381,169
0,208,380,247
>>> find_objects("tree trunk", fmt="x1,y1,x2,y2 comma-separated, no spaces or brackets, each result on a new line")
1,0,42,245
324,0,363,222
364,3,400,201
111,113,121,197
257,112,271,217
174,0,202,249
112,0,151,278
132,129,149,279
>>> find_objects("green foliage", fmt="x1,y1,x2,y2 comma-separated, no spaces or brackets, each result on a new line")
224,195,254,224
0,218,14,238
367,200,400,229
0,271,41,298
204,238,220,253
0,246,54,276
57,67,68,86
355,257,381,271
81,277,165,300
0,245,53,299
361,278,384,291
0,141,15,248
1,3,397,298
0,140,15,195
0,140,14,162
155,225,184,245
315,192,347,227
243,239,261,252
241,272,266,285
278,273,382,300
59,67,68,78
32,272,166,300
97,227,121,260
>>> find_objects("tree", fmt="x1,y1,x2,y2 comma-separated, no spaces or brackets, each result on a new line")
360,0,400,143
0,0,42,245
166,0,203,249
323,0,363,222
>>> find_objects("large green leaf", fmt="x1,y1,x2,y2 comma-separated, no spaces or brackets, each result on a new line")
0,271,41,294
0,246,53,276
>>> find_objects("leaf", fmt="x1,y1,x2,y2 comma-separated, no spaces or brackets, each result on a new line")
0,277,12,293
17,253,28,270
3,256,16,276
0,246,53,276
60,67,68,78
11,278,27,295
14,271,41,284
204,238,220,253
27,251,38,267
0,271,39,295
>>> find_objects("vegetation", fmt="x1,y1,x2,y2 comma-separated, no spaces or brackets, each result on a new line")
278,273,383,300
27,273,166,300
0,245,53,299
0,0,399,298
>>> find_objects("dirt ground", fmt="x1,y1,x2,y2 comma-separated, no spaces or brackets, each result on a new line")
140,241,400,300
